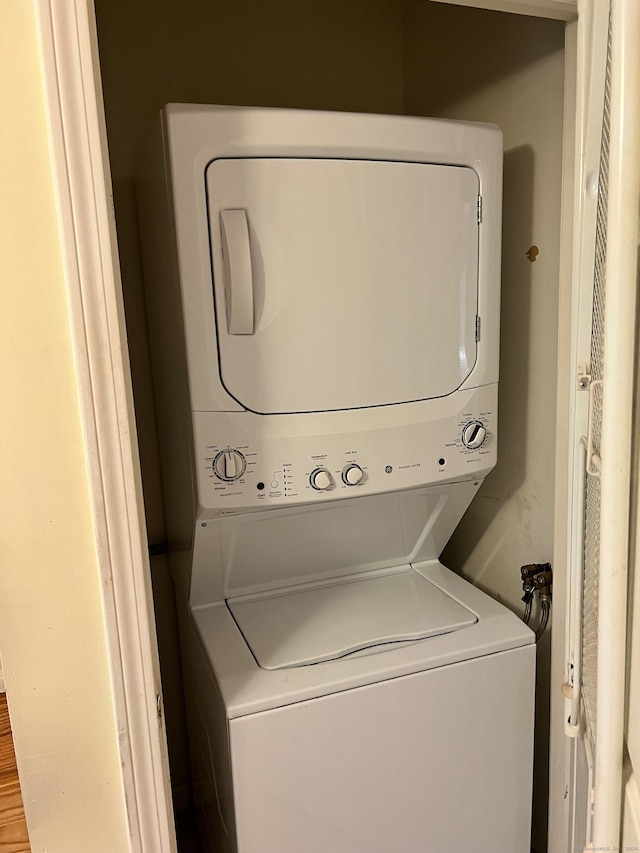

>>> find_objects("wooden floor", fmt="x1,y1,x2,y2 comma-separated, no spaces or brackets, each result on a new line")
0,694,30,853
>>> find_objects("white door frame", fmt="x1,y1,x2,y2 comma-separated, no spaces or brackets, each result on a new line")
549,0,640,850
33,1,176,851
549,2,606,847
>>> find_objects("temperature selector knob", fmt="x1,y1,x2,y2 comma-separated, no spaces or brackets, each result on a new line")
213,449,246,482
342,463,364,486
310,467,334,491
461,421,487,450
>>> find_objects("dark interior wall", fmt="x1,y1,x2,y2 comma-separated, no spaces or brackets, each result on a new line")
402,0,565,115
94,0,405,804
402,7,565,852
95,3,565,846
94,0,405,546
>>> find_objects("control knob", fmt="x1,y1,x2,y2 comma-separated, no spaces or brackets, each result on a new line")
342,463,364,486
213,449,246,481
461,421,487,450
310,467,334,491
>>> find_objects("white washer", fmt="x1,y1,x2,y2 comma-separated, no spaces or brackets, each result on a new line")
136,105,535,853
190,563,534,853
186,501,535,853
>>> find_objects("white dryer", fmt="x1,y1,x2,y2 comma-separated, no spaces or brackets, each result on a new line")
136,105,535,853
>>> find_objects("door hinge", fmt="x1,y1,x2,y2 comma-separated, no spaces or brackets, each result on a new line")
475,316,481,342
477,195,483,224
577,361,592,389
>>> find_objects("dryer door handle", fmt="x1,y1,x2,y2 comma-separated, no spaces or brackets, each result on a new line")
220,209,254,334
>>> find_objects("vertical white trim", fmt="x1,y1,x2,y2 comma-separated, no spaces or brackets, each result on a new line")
550,0,613,848
593,0,640,846
33,2,176,851
549,18,578,853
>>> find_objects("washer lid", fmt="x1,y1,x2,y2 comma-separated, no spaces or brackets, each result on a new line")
207,157,479,414
227,567,477,670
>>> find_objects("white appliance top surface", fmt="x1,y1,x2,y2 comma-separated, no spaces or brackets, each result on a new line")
227,567,477,669
192,562,535,718
207,157,479,414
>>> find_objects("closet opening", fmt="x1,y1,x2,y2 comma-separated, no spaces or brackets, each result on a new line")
93,3,565,850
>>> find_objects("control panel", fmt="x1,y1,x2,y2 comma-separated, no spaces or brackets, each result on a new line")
194,385,497,515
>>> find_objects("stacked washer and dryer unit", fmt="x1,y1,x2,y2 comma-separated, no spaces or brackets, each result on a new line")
137,105,535,853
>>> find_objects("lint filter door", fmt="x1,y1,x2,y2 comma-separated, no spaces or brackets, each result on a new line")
207,158,479,414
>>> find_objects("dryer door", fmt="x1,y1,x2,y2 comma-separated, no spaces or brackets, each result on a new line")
206,157,479,414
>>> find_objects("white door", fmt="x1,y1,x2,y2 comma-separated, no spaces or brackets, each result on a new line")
552,1,640,850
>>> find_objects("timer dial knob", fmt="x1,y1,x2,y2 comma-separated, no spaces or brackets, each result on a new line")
461,421,487,450
342,463,364,486
310,467,334,491
213,449,246,481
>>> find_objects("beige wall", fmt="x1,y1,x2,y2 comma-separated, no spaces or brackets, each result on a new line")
0,2,131,852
